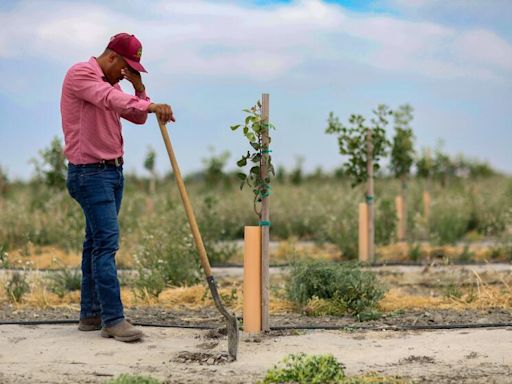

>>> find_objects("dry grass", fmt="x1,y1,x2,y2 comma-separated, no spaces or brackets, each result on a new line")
0,278,294,314
377,242,496,263
2,268,510,314
380,274,512,312
6,245,132,270
4,281,510,314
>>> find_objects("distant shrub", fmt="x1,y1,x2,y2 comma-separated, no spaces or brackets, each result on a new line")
320,203,358,260
133,227,201,299
286,260,386,318
375,197,397,245
429,196,470,244
197,195,238,265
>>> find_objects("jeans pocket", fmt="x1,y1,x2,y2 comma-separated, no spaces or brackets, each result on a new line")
66,173,79,199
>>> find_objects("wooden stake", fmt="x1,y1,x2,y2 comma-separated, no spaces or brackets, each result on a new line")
366,128,375,262
260,93,270,332
423,191,431,220
243,226,262,333
358,203,369,262
395,195,405,241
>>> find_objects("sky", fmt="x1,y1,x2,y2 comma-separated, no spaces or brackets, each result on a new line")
0,0,511,180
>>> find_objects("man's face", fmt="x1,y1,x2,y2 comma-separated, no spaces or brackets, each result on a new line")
104,52,134,85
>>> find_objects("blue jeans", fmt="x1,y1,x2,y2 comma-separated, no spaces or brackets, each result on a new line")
66,163,125,327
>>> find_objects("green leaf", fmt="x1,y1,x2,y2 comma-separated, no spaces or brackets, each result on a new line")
237,157,247,167
251,153,261,163
230,124,241,131
250,166,260,175
237,172,247,180
250,142,260,150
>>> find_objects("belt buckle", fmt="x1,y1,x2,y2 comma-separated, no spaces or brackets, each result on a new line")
114,157,121,167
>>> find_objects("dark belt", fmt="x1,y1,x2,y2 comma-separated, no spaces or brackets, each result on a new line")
70,156,124,168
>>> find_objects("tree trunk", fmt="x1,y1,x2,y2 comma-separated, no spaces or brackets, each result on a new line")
366,128,375,263
260,93,270,332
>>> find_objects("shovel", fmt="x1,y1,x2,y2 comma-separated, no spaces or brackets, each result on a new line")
157,118,239,360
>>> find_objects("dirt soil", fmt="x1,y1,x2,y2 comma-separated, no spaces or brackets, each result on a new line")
1,324,511,384
1,263,511,383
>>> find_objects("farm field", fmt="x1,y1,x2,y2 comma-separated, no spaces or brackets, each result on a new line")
2,1,512,383
1,151,512,384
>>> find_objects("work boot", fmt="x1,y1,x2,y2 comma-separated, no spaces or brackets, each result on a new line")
78,316,101,331
79,316,132,331
101,319,143,342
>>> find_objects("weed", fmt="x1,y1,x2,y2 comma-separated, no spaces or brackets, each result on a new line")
262,353,345,384
5,272,30,303
408,243,422,262
443,280,463,299
0,244,9,268
457,245,473,263
105,374,161,384
47,268,81,298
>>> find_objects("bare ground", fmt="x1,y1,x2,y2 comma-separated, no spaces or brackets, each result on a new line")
1,262,511,383
0,324,511,384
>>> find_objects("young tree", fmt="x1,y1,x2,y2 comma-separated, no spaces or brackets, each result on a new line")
201,147,230,188
231,95,274,331
231,100,275,219
0,165,8,210
431,143,456,187
143,146,157,194
416,147,434,221
0,165,8,197
326,105,391,262
290,156,304,185
416,147,434,181
390,104,415,241
31,136,67,189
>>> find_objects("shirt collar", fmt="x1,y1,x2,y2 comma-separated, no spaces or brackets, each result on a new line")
89,57,107,81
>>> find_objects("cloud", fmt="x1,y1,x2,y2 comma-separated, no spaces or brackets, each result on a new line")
0,0,510,83
455,29,512,71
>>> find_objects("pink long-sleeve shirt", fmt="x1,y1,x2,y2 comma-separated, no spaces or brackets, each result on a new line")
61,57,152,164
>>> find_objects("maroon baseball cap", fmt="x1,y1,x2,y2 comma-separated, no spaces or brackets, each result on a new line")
107,33,147,73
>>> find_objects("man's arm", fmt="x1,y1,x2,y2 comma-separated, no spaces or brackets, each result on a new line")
121,67,175,123
71,66,151,115
120,88,151,124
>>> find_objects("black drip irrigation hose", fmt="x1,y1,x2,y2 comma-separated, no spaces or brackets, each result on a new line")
1,319,511,331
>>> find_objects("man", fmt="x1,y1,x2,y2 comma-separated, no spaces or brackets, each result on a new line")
61,33,173,342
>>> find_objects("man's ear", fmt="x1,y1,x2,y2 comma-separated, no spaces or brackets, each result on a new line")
107,50,118,63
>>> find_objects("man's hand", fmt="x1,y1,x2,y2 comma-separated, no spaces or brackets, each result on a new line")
148,103,175,123
121,67,145,93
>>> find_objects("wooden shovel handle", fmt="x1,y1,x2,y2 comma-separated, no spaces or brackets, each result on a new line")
157,119,212,277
